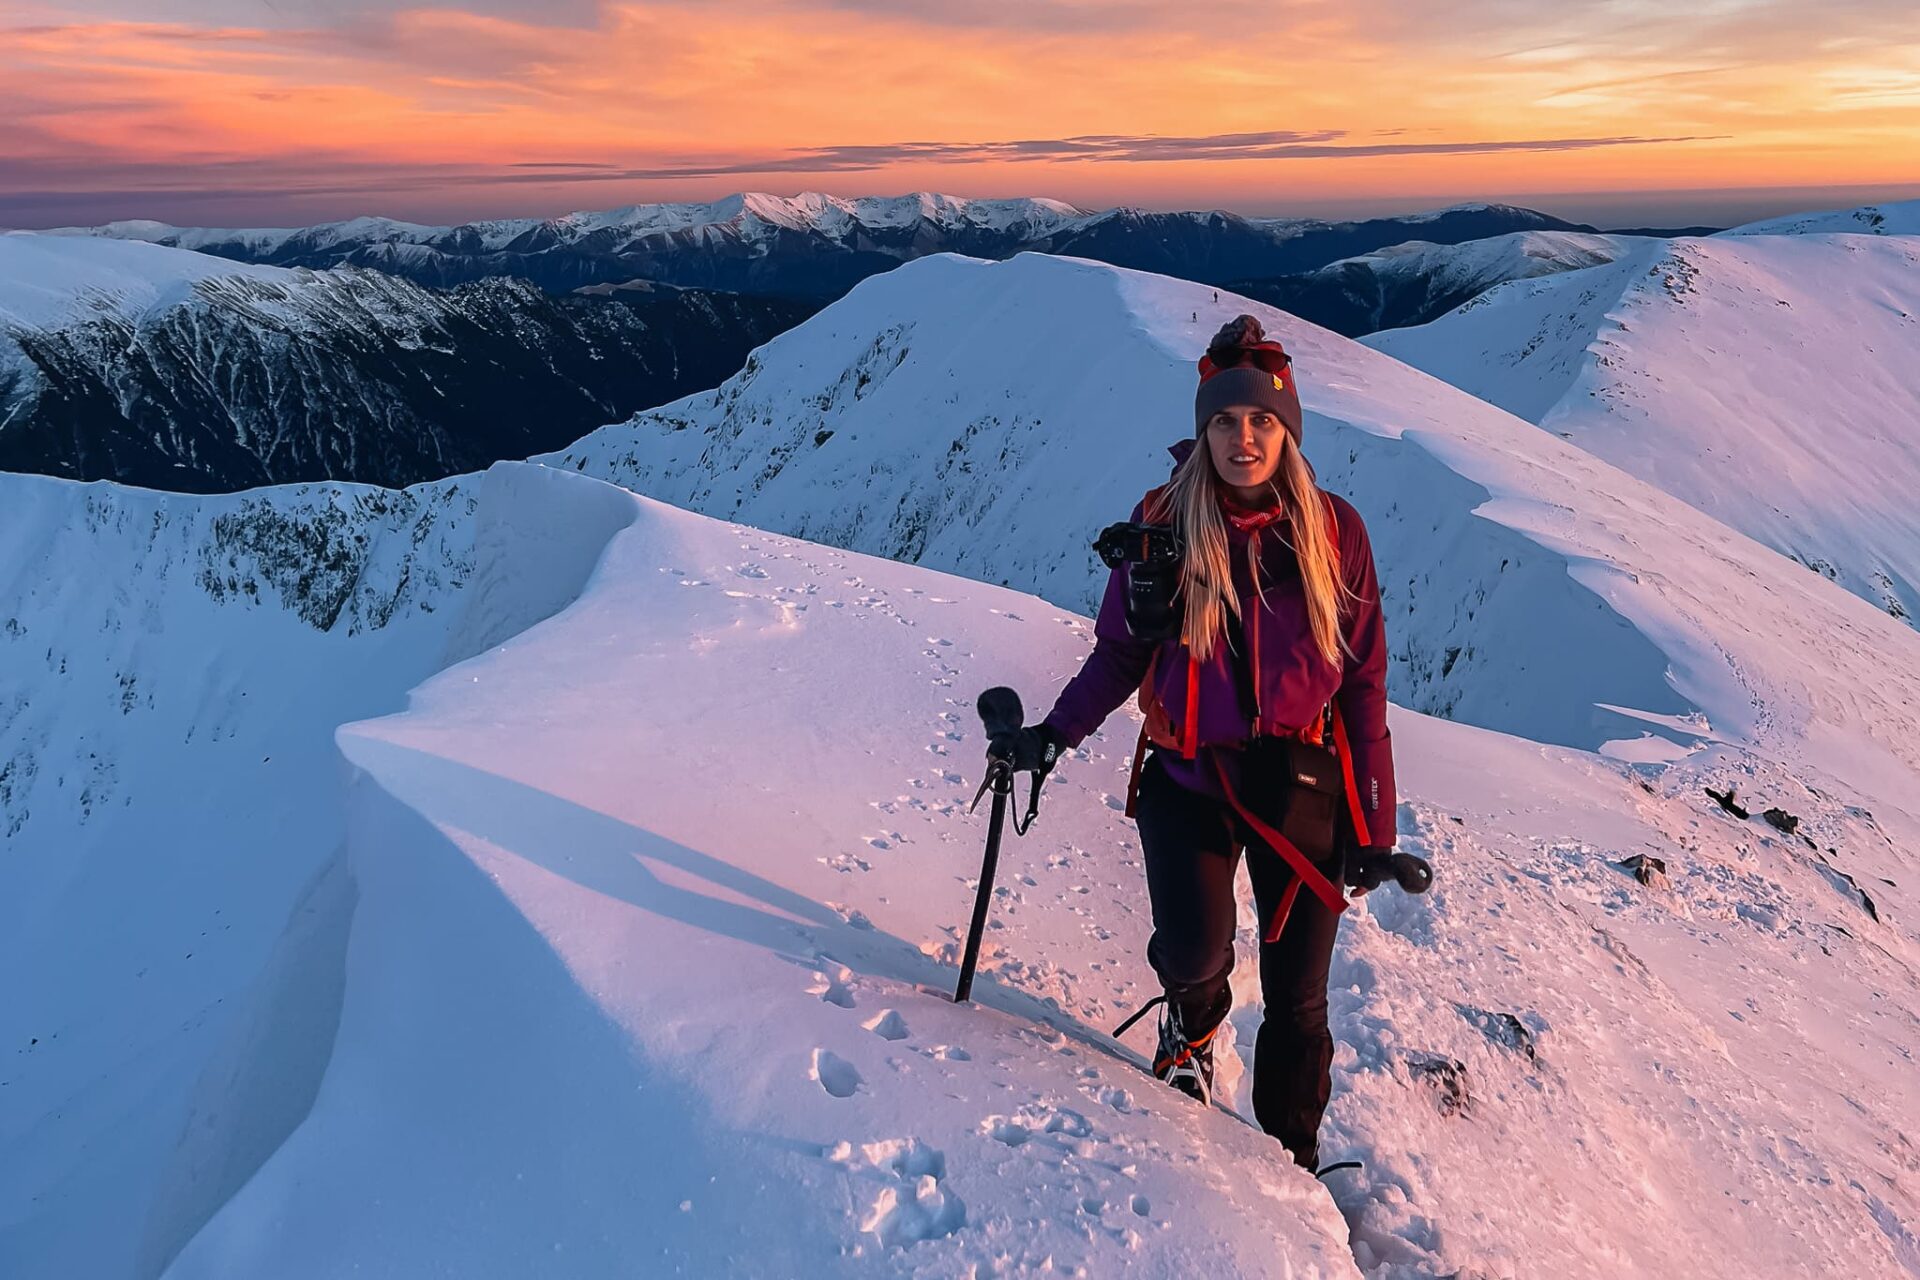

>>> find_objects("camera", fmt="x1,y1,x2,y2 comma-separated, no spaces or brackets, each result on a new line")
1093,521,1184,641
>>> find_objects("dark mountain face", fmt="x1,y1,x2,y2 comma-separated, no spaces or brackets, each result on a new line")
0,273,814,493
1019,204,1593,284
1227,262,1449,338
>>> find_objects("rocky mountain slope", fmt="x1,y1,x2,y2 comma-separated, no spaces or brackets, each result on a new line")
0,234,811,491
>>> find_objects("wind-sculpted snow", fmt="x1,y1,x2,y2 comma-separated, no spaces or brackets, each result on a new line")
555,252,1920,806
151,486,1920,1279
0,464,633,1278
1368,234,1920,629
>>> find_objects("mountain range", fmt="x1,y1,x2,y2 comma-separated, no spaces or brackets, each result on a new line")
5,225,1920,1276
48,192,1607,299
0,233,811,491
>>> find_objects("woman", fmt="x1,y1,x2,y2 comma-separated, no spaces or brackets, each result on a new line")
1001,315,1409,1171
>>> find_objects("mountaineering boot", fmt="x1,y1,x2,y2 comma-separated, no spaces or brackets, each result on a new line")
1152,1000,1224,1105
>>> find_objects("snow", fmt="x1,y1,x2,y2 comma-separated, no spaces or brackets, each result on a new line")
53,193,1092,257
1366,234,1920,626
0,232,292,330
1323,230,1644,296
5,242,1920,1277
1721,198,1920,237
553,252,1920,808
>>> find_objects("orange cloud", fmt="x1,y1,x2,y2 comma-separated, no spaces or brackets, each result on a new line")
1,0,1915,225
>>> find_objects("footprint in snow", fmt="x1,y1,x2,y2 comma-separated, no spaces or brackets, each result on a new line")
864,1010,910,1041
809,965,857,1009
812,1049,863,1098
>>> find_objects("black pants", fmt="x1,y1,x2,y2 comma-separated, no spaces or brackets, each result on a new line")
1134,749,1339,1167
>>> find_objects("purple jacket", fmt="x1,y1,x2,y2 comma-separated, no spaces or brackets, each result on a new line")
1042,439,1398,848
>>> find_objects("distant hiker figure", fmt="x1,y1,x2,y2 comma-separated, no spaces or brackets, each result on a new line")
993,315,1425,1171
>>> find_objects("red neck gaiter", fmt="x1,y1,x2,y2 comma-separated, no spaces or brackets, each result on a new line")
1220,492,1285,534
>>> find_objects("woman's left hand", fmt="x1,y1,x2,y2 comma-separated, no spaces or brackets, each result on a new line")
1344,845,1433,895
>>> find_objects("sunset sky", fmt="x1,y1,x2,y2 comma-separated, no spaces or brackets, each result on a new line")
3,0,1917,229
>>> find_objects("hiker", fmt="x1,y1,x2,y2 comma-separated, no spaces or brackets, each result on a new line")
998,315,1410,1170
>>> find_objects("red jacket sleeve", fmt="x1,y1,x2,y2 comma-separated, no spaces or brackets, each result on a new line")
1041,500,1157,749
1330,496,1397,847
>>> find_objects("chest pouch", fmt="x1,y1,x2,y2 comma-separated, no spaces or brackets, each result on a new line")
1239,734,1346,867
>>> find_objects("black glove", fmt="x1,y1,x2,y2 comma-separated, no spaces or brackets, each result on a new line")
989,723,1065,777
1344,845,1433,895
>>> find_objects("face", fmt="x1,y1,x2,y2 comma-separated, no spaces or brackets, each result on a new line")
1204,405,1288,491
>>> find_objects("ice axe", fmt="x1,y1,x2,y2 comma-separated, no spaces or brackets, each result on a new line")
954,686,1048,1003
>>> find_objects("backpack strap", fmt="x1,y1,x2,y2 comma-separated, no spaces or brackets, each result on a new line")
1210,754,1348,934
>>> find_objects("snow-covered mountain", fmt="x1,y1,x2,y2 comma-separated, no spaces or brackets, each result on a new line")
6,251,1918,1277
48,192,1592,298
554,252,1920,795
1366,233,1920,627
1029,202,1597,291
1227,231,1646,336
1720,196,1920,237
0,234,811,491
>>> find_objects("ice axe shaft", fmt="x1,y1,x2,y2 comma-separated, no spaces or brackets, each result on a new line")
955,686,1025,1004
954,757,1011,1003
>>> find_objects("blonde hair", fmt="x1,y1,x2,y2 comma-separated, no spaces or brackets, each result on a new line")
1149,433,1351,669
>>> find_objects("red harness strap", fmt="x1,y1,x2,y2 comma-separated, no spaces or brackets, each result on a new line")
1330,703,1371,841
1210,753,1348,941
1123,722,1150,820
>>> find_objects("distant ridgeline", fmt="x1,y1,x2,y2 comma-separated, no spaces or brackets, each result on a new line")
3,193,1751,494
55,193,1609,300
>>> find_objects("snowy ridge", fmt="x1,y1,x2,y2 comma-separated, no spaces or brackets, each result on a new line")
1366,234,1920,628
46,193,1587,298
1323,230,1641,298
0,233,293,331
1721,197,1920,237
6,247,1920,1277
554,252,1920,804
50,193,1092,260
5,463,1909,1277
1230,231,1647,336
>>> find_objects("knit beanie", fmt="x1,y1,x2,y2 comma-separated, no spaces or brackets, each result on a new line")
1193,314,1302,443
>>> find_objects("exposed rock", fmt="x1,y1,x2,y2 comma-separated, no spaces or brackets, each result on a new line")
1705,784,1749,819
1405,1052,1472,1116
1617,852,1670,889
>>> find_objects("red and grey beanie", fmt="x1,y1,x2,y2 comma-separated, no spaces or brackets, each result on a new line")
1194,314,1302,443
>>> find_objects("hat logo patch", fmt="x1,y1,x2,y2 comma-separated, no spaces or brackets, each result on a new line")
1272,373,1286,390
